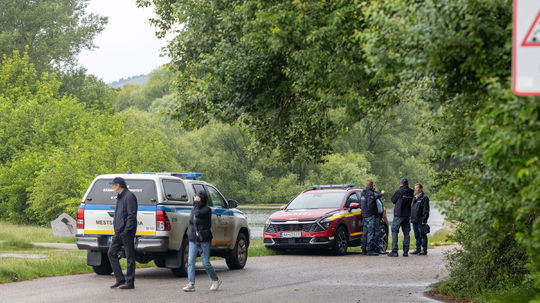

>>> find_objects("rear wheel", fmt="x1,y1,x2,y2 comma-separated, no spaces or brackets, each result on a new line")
92,253,112,275
332,226,349,256
154,257,166,268
171,237,189,277
226,233,248,269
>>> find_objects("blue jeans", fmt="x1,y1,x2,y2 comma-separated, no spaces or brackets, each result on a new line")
187,241,218,284
361,216,378,252
412,222,428,252
391,216,410,253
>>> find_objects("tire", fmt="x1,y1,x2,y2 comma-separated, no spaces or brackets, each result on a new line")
171,237,189,277
226,233,248,270
380,223,389,251
332,226,349,256
92,253,112,275
154,257,166,268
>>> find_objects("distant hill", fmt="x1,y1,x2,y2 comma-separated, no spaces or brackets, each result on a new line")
109,74,150,88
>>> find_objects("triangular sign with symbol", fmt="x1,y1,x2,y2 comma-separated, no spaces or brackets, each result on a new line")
522,11,540,46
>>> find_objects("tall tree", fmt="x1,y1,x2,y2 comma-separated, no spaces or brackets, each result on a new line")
0,0,107,72
138,0,402,162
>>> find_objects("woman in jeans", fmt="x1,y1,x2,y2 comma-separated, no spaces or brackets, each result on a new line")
183,190,222,292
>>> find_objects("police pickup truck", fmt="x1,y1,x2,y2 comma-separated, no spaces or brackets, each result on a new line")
76,172,250,277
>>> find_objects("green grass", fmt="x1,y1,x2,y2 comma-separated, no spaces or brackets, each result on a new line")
238,204,283,210
0,239,38,250
0,221,75,244
0,249,155,283
437,281,538,303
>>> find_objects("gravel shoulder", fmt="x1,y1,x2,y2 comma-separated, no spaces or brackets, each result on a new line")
0,246,455,303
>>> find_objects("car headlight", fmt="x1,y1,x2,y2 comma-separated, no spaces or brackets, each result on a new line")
264,219,271,232
315,215,333,231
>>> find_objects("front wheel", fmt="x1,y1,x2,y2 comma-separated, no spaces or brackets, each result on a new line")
226,233,248,269
93,253,112,275
332,226,349,256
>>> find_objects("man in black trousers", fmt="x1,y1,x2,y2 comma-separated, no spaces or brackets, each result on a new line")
108,177,138,289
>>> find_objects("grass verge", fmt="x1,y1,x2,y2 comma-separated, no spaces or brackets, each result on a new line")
0,221,75,243
435,280,538,303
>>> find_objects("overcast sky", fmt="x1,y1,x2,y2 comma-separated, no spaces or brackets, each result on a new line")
78,0,169,83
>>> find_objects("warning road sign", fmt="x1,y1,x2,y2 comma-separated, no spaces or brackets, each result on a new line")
513,0,540,95
521,11,540,46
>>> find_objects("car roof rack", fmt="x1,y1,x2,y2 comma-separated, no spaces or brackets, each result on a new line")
311,184,354,190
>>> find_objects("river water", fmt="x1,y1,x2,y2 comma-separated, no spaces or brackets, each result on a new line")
241,205,446,239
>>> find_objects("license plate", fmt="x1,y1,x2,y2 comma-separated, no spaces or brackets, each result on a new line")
281,232,301,238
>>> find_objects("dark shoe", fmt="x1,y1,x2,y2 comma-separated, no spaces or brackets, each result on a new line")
118,284,134,289
387,251,398,257
361,249,367,255
110,281,125,289
367,251,379,256
378,250,387,255
403,252,408,257
410,250,420,255
419,251,428,255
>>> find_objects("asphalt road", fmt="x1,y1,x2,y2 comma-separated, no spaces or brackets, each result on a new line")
0,246,453,303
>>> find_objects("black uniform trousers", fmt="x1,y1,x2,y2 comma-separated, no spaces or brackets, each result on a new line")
107,231,136,286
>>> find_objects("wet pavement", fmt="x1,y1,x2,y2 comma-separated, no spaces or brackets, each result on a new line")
0,245,453,303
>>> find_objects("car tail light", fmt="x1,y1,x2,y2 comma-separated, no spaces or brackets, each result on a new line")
77,208,84,229
156,210,171,231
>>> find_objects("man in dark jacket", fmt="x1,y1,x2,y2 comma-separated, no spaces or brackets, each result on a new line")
107,177,138,289
410,183,430,255
388,177,414,257
360,180,379,256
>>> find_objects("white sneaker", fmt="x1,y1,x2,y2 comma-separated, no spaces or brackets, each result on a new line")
210,280,222,291
182,283,195,292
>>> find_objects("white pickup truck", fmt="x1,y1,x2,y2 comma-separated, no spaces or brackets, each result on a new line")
75,172,250,277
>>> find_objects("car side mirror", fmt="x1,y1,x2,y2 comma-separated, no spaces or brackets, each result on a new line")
349,202,359,209
228,200,238,209
280,205,287,210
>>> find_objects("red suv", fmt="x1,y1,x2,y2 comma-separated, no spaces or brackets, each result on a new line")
263,184,388,255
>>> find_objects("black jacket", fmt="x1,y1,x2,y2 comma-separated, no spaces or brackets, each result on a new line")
187,191,213,242
360,188,378,217
391,185,414,218
113,188,138,234
411,192,430,224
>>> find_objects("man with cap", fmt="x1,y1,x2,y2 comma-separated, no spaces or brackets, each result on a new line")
107,177,138,289
388,177,414,257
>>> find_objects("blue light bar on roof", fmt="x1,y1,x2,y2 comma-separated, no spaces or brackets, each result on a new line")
175,173,202,180
312,184,354,189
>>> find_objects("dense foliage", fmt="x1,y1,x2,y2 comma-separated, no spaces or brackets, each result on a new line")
140,0,539,301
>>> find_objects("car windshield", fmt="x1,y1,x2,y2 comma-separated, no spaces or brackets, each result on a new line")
85,179,157,205
286,192,346,210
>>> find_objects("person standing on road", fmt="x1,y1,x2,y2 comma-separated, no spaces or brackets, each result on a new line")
410,183,430,255
183,191,222,292
373,182,387,254
360,180,380,256
388,177,414,257
108,177,138,289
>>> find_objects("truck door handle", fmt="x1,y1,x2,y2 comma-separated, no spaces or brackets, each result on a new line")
108,212,115,217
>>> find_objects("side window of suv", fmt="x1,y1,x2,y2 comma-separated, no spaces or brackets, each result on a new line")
192,184,212,206
206,186,226,209
345,193,359,208
162,180,188,201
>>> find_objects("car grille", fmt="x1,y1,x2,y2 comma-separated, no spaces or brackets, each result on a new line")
265,223,325,233
273,238,312,244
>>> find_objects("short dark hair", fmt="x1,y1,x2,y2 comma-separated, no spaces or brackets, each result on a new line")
415,183,423,189
366,179,374,188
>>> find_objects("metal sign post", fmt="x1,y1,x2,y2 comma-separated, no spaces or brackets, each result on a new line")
513,0,540,96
